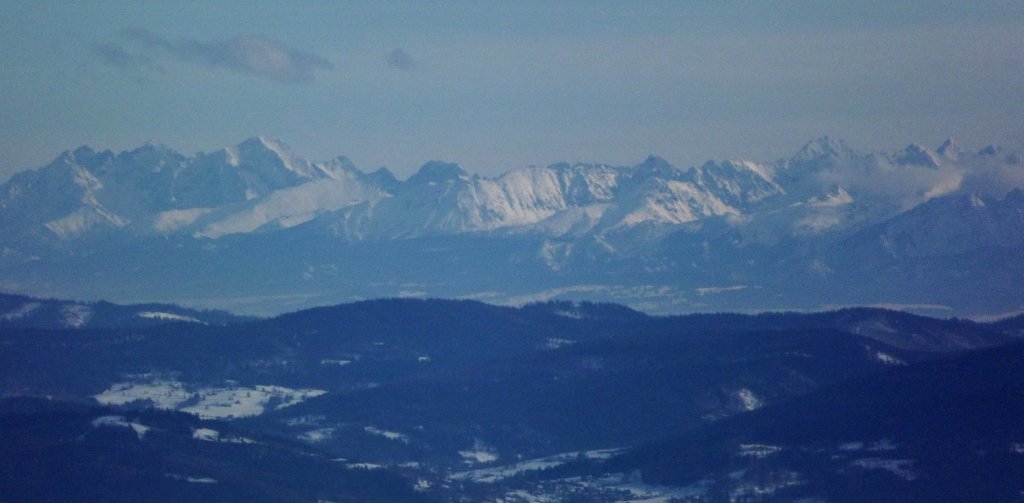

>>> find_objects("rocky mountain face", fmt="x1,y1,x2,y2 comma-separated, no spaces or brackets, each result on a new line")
1,136,1022,316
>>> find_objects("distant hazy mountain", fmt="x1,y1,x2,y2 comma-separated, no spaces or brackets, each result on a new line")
0,292,249,329
1,136,1021,316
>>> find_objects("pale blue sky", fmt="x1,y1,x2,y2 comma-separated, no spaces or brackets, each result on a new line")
2,1,1022,180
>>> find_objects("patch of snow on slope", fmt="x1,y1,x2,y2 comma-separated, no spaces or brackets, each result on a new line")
531,204,609,237
191,427,258,444
191,428,259,445
794,213,842,233
92,415,150,439
224,146,240,166
450,448,625,483
739,444,781,458
736,388,764,411
729,471,805,501
459,450,499,464
166,473,218,484
2,302,41,320
197,178,383,238
60,304,93,328
192,428,220,441
459,440,499,465
45,205,128,240
809,187,853,207
152,208,213,233
320,359,352,366
587,473,713,502
137,311,201,323
737,160,778,183
364,426,410,443
299,428,335,442
849,458,918,480
874,351,906,365
697,285,748,296
545,338,575,349
346,462,385,470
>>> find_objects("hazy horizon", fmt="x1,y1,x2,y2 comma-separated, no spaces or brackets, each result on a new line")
3,1,1023,181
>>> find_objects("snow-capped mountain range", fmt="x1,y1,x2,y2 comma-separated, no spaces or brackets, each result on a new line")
2,136,1022,316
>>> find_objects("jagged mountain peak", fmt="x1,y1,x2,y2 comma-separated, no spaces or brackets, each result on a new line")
637,154,673,169
407,160,470,185
127,139,177,157
312,155,365,180
47,147,117,179
232,136,302,166
633,155,679,178
937,138,961,160
196,136,329,188
71,145,97,159
49,150,80,168
978,145,1000,156
51,146,115,173
790,135,858,163
368,166,400,192
893,143,941,168
1004,186,1024,203
119,142,185,168
332,155,357,168
237,135,288,151
126,141,174,155
230,136,297,160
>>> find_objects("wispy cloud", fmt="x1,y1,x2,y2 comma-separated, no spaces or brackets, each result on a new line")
812,155,965,210
115,29,334,84
91,42,156,71
386,48,414,70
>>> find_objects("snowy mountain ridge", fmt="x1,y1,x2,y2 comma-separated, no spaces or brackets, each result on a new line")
1,135,1022,316
4,135,1018,244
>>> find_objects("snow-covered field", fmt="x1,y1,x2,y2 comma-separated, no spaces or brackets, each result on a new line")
94,379,325,419
94,380,193,409
450,448,624,483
